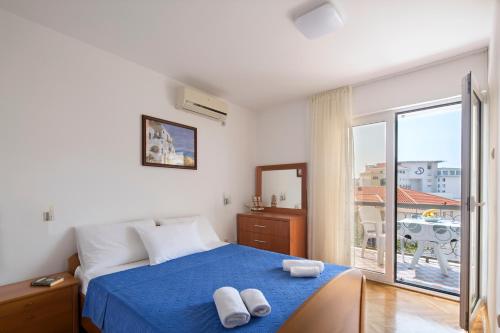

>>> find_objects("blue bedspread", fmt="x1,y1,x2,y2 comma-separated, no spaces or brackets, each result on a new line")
83,244,349,333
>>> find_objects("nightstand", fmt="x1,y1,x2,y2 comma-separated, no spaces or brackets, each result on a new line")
0,272,78,333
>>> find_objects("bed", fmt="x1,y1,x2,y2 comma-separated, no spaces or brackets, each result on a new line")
68,243,365,333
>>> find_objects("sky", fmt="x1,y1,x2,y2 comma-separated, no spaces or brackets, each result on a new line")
353,103,461,177
163,123,195,153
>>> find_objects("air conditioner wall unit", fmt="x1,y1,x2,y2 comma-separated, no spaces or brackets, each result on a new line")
176,87,228,123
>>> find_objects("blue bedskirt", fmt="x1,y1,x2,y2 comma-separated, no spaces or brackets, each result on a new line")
83,244,349,332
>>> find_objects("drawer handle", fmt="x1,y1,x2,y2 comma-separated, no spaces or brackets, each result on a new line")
253,224,266,228
254,239,267,243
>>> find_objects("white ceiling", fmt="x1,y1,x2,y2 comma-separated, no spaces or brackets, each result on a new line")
0,0,494,110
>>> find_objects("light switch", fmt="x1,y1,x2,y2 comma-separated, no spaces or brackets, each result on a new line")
223,193,231,206
43,206,55,222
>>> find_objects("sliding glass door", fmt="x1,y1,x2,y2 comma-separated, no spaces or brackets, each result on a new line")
352,123,387,273
395,102,462,295
352,115,395,283
352,74,485,314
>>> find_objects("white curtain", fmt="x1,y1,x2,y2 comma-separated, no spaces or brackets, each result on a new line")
309,86,353,265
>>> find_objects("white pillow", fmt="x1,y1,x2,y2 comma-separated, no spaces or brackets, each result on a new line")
135,221,208,265
75,219,155,273
156,215,221,248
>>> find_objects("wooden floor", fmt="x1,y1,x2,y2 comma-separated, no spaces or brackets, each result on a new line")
366,281,467,333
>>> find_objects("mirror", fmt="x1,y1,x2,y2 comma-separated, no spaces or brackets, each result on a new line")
256,163,307,211
262,170,302,208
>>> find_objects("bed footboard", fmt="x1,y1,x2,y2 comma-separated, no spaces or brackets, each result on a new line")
278,268,366,333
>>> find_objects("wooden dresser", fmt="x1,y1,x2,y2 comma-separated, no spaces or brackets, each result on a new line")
237,212,307,258
0,272,78,333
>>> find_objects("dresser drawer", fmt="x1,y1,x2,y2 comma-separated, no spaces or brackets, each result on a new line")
0,288,74,333
238,231,290,254
238,217,289,238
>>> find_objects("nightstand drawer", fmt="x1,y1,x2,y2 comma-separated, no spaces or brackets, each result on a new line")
0,288,74,333
238,217,290,238
238,231,290,254
0,287,71,318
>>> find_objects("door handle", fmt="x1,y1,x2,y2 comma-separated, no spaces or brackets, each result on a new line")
253,224,266,228
470,196,485,212
254,240,267,243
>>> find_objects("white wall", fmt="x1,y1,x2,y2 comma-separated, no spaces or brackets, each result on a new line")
0,9,256,285
256,100,309,165
256,51,488,165
353,50,488,116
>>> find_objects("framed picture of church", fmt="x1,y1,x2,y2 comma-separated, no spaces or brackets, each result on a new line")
142,115,197,170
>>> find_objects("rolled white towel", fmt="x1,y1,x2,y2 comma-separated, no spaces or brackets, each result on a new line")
282,259,324,272
213,287,251,328
290,266,321,278
240,289,271,317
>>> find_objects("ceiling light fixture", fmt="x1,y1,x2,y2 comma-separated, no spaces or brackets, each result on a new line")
294,2,344,40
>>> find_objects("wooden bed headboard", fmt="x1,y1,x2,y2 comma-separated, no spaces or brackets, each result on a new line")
68,253,80,276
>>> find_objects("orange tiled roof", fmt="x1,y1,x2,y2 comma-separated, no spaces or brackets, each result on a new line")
355,186,460,206
366,162,386,168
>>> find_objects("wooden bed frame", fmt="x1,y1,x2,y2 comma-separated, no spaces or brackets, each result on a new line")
68,253,365,333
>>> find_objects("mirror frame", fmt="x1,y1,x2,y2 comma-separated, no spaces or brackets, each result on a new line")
256,163,307,215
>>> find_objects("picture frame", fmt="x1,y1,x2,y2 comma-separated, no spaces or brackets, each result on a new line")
142,115,197,170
